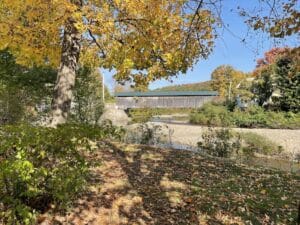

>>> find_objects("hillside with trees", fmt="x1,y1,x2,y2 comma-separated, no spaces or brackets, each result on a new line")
153,80,213,92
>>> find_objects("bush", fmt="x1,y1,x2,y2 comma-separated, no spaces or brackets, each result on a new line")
128,108,154,123
190,102,231,127
126,123,169,145
190,102,300,129
198,128,241,157
71,67,105,124
0,50,57,125
0,84,25,125
0,123,124,224
197,128,282,158
233,106,268,128
239,132,283,155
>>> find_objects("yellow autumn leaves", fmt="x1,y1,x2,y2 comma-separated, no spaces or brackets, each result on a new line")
0,0,216,87
211,65,247,99
0,0,74,66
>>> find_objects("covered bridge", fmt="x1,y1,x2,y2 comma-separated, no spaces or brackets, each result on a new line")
115,91,218,109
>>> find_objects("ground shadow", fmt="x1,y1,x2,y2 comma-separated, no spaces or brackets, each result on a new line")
44,142,299,225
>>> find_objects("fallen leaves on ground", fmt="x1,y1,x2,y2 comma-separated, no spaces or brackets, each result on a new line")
45,142,299,225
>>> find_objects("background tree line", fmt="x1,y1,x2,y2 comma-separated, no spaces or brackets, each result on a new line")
210,47,299,113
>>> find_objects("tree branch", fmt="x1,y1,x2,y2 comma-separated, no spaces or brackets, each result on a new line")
87,29,106,58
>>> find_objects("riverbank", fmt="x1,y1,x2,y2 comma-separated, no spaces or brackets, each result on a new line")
165,123,300,157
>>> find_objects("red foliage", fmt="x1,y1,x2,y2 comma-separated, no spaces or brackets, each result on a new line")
252,47,290,77
256,47,290,69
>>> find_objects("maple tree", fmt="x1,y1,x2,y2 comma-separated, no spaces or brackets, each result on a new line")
211,65,246,99
0,0,298,125
0,0,216,125
255,47,290,69
253,47,290,77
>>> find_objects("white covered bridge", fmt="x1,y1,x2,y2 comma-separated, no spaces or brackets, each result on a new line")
115,91,218,109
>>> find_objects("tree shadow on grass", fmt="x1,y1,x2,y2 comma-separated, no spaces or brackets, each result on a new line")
47,142,200,224
46,142,299,225
105,142,199,225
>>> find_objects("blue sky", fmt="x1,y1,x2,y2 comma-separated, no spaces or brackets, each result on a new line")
102,0,299,91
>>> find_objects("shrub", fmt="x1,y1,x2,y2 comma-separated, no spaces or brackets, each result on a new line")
71,67,105,124
128,108,154,123
0,123,124,224
265,111,286,128
198,128,241,157
190,102,231,127
239,132,283,155
190,113,209,125
190,102,300,129
197,128,282,159
232,106,268,128
125,123,169,145
0,50,57,125
0,84,25,125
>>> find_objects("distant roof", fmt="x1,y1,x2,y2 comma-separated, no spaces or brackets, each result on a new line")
115,91,218,97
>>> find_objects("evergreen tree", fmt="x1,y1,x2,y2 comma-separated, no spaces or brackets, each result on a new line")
275,54,300,112
251,67,275,106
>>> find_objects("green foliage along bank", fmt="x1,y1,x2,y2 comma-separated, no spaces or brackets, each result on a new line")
128,108,192,123
190,102,300,129
198,127,283,158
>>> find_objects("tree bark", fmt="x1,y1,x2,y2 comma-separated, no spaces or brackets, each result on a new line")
50,18,81,126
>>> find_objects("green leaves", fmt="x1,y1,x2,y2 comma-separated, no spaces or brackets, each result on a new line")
71,66,106,124
274,52,300,113
198,127,238,158
0,123,124,224
190,102,300,129
0,49,56,125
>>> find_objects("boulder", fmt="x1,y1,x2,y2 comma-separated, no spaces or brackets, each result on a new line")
125,122,172,145
98,103,131,127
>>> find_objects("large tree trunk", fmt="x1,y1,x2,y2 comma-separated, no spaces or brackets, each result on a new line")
50,18,81,126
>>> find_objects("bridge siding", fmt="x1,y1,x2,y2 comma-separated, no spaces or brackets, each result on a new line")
116,96,216,109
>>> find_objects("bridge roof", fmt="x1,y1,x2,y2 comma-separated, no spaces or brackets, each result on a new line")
115,91,218,97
